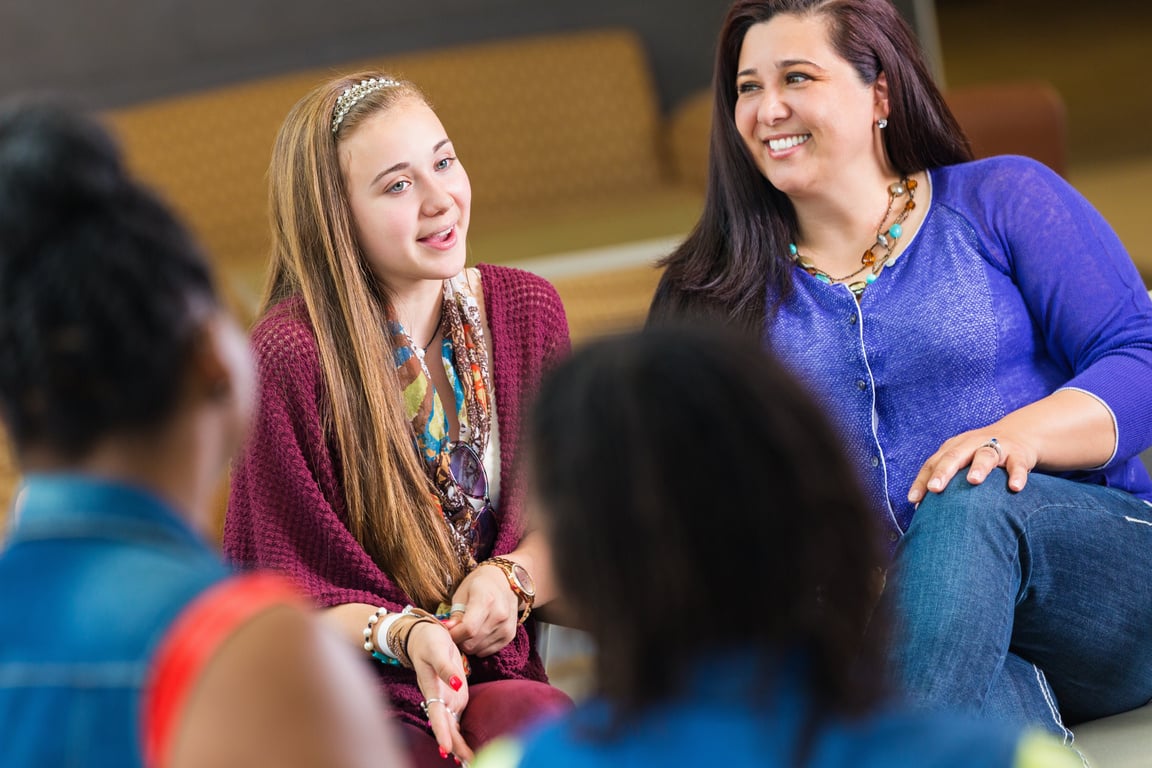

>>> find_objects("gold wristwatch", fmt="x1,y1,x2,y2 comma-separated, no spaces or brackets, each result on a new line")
481,556,536,624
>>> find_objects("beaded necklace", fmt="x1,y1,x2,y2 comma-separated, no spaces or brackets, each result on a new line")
790,175,917,300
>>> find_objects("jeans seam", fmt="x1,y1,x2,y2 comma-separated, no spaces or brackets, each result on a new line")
1032,663,1074,745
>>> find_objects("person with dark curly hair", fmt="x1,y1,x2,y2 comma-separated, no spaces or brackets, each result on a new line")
0,101,403,768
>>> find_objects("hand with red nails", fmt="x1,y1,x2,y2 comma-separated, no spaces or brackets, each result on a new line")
408,621,473,762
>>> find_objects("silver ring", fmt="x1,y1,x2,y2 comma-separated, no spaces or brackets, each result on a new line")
420,698,447,718
449,603,467,615
979,438,1004,462
420,698,460,723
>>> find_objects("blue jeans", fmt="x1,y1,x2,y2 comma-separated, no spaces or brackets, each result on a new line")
884,470,1152,742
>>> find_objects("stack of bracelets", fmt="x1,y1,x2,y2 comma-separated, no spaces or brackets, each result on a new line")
363,605,443,668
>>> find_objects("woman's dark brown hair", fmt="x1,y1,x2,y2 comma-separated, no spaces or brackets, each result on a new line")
527,325,889,751
649,0,972,333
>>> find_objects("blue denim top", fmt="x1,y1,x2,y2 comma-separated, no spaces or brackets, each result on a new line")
0,474,229,768
765,156,1152,550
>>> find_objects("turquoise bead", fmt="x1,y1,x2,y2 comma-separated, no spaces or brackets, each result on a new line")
888,223,903,239
372,651,402,667
815,273,832,284
788,242,798,256
866,273,878,284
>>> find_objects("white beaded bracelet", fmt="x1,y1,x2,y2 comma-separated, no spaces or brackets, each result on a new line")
363,607,387,652
362,607,403,659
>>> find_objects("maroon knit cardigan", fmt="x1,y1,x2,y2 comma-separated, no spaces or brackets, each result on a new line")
223,264,571,730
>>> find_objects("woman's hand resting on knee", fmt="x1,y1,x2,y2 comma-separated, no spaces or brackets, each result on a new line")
409,621,473,762
909,427,1037,504
908,390,1117,505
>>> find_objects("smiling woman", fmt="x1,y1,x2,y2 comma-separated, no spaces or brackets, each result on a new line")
650,0,1152,754
733,15,891,203
223,72,573,767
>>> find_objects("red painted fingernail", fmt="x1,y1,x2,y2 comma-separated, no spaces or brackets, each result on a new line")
449,675,463,691
455,758,462,766
439,746,449,759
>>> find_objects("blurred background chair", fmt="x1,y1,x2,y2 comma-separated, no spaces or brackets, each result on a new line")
944,80,1068,177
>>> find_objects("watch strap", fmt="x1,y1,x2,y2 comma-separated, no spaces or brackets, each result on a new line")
481,556,534,624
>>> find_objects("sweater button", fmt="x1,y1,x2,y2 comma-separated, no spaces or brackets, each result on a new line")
856,379,867,391
889,530,900,543
871,455,880,467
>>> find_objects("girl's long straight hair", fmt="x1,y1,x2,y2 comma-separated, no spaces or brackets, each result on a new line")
263,73,465,608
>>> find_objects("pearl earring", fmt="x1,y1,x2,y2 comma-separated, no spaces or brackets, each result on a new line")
877,118,888,129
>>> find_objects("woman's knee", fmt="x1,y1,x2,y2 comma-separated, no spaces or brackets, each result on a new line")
906,469,1022,544
462,680,572,746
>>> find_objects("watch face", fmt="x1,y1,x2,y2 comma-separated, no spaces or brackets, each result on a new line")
511,563,536,596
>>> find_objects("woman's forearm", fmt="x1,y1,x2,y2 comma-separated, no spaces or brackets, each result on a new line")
996,388,1116,471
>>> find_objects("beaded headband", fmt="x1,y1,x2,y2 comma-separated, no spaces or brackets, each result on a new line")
331,77,401,134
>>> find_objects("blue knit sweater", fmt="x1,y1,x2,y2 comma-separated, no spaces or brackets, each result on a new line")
766,156,1152,548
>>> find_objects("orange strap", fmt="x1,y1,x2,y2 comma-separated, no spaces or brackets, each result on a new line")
141,572,303,768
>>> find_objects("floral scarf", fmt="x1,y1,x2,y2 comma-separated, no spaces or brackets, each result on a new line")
388,274,492,566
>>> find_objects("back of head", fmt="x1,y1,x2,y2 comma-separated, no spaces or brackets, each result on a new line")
0,100,216,461
529,325,886,721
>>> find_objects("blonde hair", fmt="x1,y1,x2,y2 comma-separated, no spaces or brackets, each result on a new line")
264,71,466,608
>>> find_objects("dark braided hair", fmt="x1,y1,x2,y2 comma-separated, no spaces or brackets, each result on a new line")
0,100,218,460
